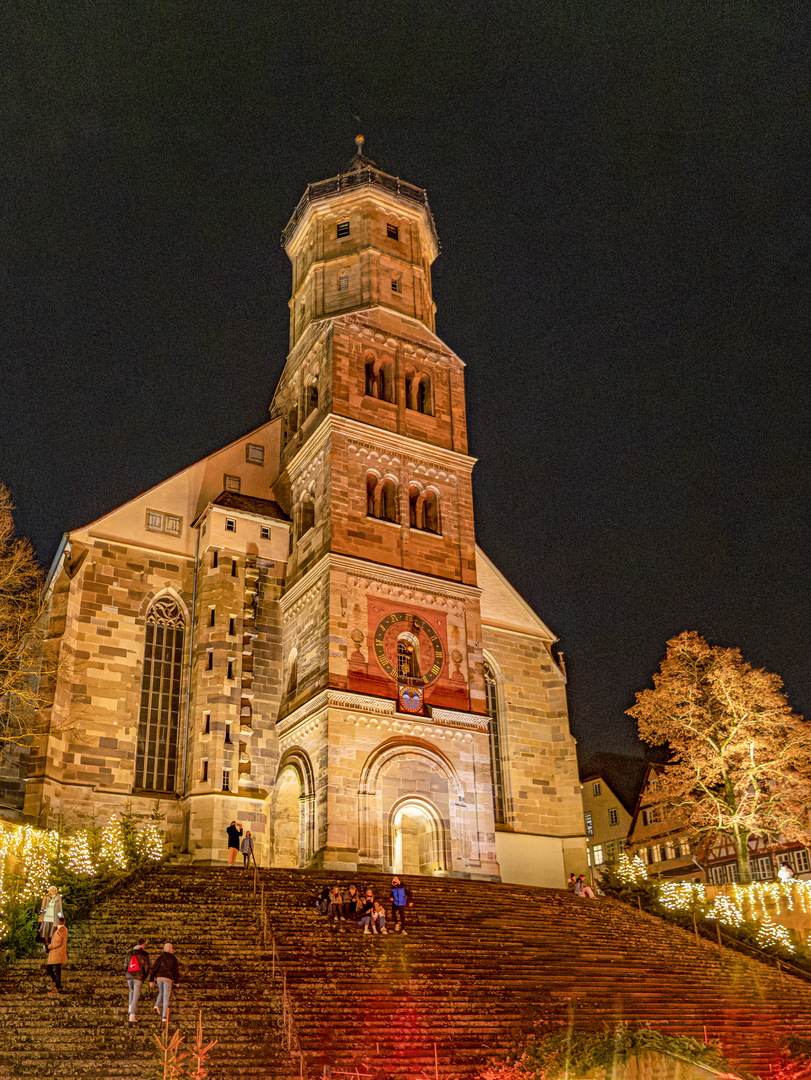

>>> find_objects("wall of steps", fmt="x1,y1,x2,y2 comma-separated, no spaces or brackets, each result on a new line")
1,864,810,1080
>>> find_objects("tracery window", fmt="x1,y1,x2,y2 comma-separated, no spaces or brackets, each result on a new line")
134,596,185,793
484,661,505,825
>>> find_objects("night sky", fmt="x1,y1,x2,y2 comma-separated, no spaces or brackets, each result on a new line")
3,2,810,780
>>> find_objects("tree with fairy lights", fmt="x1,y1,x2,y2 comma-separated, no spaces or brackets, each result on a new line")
627,631,811,885
0,484,60,749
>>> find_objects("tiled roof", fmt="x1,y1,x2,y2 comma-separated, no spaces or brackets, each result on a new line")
210,492,290,521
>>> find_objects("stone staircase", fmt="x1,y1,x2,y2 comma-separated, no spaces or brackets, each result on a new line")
1,865,811,1079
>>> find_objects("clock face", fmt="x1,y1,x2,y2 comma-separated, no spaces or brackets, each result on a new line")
373,612,445,687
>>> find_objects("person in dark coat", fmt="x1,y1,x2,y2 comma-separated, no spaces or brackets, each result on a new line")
125,938,150,1023
226,821,243,866
148,943,180,1021
46,915,68,994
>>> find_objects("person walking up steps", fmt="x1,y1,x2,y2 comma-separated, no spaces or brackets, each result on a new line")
226,821,243,866
148,943,180,1022
124,938,150,1023
240,830,254,869
45,915,68,994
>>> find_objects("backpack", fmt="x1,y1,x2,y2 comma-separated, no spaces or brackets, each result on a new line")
127,953,141,974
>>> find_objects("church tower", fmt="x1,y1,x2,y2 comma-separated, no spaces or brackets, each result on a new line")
18,143,586,886
267,139,495,875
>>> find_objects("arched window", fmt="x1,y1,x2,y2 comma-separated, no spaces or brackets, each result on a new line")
364,356,394,403
484,660,505,824
408,484,440,534
408,483,421,529
405,370,433,414
424,489,440,534
415,374,432,415
367,473,399,524
365,361,377,398
379,478,398,523
303,382,318,420
300,499,315,536
135,597,185,792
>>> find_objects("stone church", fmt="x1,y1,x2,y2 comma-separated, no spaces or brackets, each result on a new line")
19,146,586,886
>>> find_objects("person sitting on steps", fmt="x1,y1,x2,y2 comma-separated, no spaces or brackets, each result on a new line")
344,884,361,922
316,885,331,915
371,899,388,935
328,886,345,925
358,888,376,934
574,874,596,899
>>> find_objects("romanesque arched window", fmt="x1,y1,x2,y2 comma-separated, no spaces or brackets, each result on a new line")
364,355,394,403
367,473,399,524
408,484,440,534
134,596,185,793
484,660,505,824
405,370,433,415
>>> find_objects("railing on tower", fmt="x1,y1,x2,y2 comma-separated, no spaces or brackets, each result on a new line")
281,167,439,249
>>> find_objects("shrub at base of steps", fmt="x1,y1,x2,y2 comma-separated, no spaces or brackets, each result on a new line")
476,1023,742,1080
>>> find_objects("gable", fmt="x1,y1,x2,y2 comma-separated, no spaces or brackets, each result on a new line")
476,546,556,641
64,418,283,561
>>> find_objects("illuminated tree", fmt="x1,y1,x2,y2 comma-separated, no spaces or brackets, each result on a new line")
0,484,46,746
627,631,811,884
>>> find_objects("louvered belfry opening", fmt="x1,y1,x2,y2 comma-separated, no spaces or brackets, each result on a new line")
135,596,185,792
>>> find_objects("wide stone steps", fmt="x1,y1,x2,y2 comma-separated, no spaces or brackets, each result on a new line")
1,864,810,1078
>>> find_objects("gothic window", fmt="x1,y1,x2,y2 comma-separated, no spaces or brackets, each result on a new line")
484,660,506,825
367,473,399,524
134,597,185,793
300,499,315,536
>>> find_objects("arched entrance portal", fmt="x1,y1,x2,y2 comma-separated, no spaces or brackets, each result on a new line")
273,769,301,867
391,798,447,875
271,749,315,868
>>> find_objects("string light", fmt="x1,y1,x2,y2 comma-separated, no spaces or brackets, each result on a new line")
0,814,163,939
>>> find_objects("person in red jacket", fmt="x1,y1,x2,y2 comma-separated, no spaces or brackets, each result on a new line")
148,943,181,1022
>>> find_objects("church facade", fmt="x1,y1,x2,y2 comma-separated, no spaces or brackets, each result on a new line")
20,151,586,886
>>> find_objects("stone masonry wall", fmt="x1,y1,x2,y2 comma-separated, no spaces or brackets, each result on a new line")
481,625,583,838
